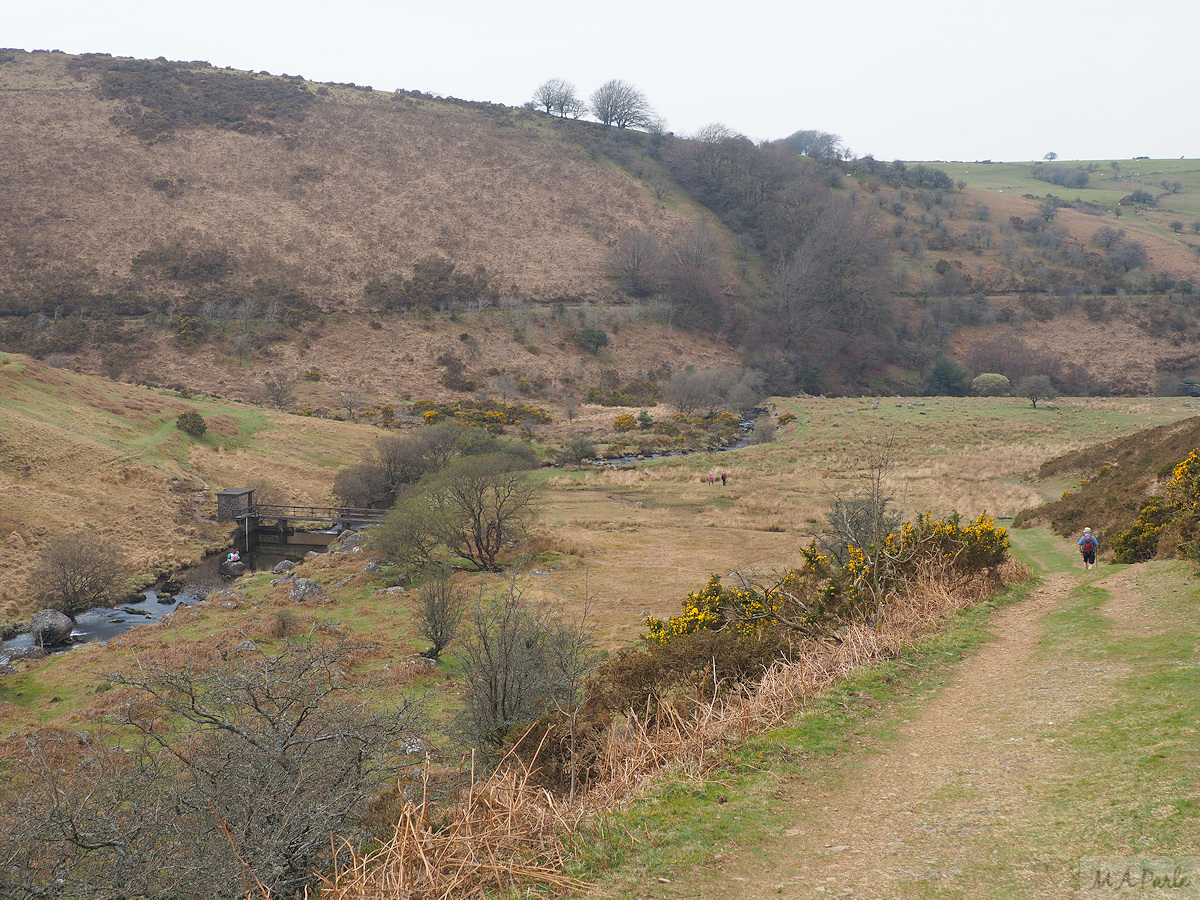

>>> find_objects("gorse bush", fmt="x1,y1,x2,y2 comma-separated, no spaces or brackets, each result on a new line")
175,410,206,437
645,574,776,644
32,532,127,618
1111,449,1200,562
412,398,551,432
646,512,1010,643
1110,499,1170,563
612,413,638,432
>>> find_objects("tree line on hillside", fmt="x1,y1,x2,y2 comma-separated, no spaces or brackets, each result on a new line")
526,77,659,131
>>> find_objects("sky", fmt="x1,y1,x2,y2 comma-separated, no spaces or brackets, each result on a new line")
8,0,1198,162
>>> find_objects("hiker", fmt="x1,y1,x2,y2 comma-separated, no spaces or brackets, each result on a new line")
721,471,727,486
708,471,714,485
1078,527,1098,570
227,550,240,564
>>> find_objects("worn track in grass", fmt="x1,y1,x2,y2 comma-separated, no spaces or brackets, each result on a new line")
729,572,1083,898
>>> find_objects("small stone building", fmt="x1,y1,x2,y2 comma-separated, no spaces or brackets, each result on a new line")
216,488,255,522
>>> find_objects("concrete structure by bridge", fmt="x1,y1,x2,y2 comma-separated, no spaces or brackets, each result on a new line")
217,488,386,552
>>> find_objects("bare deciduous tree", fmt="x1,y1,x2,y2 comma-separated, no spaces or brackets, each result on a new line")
337,381,366,420
665,365,762,418
606,230,662,297
425,453,539,572
768,200,891,339
456,577,596,764
1,726,192,899
111,635,422,898
32,531,127,619
374,451,539,574
257,369,299,410
372,495,448,571
2,636,423,900
531,77,585,118
415,565,467,658
820,433,902,564
545,582,599,802
561,434,596,469
589,79,654,129
662,221,726,327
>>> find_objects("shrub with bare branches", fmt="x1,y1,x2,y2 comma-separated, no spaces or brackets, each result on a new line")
0,634,424,899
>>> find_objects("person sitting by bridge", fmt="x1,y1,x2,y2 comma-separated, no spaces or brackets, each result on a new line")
227,550,241,563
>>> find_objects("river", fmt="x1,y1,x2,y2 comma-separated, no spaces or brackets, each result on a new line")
1,548,295,665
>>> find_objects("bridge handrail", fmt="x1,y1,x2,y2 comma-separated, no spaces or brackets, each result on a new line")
245,504,388,521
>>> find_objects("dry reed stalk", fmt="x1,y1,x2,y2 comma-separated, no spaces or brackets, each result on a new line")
313,761,589,900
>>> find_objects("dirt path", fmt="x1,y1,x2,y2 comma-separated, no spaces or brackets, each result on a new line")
719,570,1103,899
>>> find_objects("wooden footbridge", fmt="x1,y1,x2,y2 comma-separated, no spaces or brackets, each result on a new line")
217,489,387,551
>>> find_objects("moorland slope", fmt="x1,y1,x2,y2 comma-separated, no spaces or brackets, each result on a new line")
2,48,1200,409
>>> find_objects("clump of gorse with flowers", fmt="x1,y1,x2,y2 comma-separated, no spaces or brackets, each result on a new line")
647,511,1010,644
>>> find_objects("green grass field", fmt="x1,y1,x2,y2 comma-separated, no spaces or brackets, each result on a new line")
915,158,1200,217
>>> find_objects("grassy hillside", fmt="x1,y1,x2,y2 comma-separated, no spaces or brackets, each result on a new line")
1015,412,1200,547
920,156,1200,273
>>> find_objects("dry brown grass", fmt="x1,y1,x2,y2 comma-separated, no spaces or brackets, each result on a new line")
512,394,1199,648
0,49,741,423
0,352,394,619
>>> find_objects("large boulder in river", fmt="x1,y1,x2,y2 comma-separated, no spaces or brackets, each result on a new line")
289,578,328,603
30,609,74,647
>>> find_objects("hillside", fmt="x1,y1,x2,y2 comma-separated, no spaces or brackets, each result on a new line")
0,50,687,303
3,48,1200,406
3,341,1197,630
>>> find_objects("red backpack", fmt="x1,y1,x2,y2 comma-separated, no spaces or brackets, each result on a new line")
1082,534,1096,552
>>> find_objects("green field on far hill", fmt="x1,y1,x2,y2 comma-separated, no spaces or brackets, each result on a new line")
920,157,1200,224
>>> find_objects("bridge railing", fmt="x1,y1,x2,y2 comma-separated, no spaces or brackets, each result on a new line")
246,505,388,523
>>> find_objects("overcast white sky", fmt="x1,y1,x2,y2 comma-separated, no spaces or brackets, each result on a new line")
9,0,1198,162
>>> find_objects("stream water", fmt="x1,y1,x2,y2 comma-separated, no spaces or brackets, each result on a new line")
1,548,295,665
590,430,756,467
